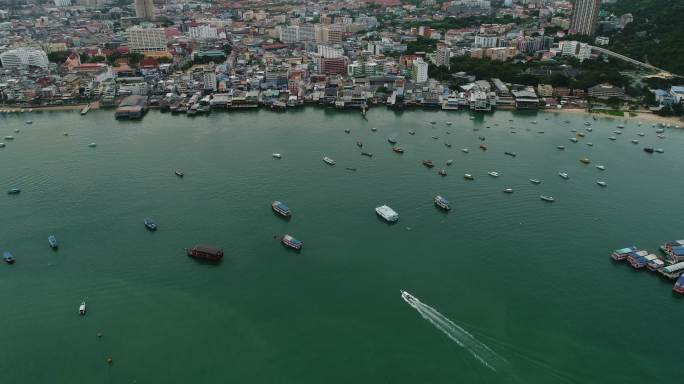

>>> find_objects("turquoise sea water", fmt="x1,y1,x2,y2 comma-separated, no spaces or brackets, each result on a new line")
1,108,683,383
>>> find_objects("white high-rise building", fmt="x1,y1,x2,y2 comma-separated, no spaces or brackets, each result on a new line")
412,58,429,83
54,0,71,6
0,48,49,69
189,25,218,40
126,27,167,53
279,25,300,44
203,69,217,92
317,45,343,59
435,43,450,68
135,0,155,20
559,40,591,62
474,34,498,48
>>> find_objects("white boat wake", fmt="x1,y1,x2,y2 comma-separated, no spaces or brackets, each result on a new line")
401,290,510,373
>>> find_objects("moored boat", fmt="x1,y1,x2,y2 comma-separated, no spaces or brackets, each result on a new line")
587,142,593,146
529,179,541,184
558,172,569,179
597,181,607,187
488,171,499,177
281,234,303,250
655,148,664,153
643,147,654,154
388,137,397,144
79,301,86,315
272,201,291,217
461,148,469,153
88,142,96,147
175,169,184,177
540,195,555,202
361,151,373,157
392,146,404,153
464,173,474,180
422,160,434,168
611,246,637,261
356,141,363,148
479,143,487,151
408,129,415,135
187,245,224,261
596,165,606,170
7,188,20,194
375,205,399,222
4,136,14,140
673,275,684,294
580,157,590,164
569,137,578,143
0,143,5,148
577,132,585,137
344,129,350,134
438,169,447,177
323,156,336,165
371,127,377,132
504,151,516,157
608,136,616,141
503,188,513,193
434,195,450,211
446,159,453,166
272,153,282,159
631,139,639,144
3,251,15,264
144,218,157,231
48,235,58,249
557,145,565,150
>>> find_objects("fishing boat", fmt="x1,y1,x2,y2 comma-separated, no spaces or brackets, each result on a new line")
540,195,555,202
596,165,605,170
529,179,541,184
464,174,474,180
557,145,565,150
434,195,450,211
631,139,639,144
597,181,607,187
375,205,399,222
79,301,86,315
344,129,350,134
187,245,224,261
608,136,616,141
580,157,590,164
281,234,303,250
144,218,157,231
438,169,447,177
479,144,487,151
446,159,454,166
558,172,569,179
504,151,516,157
488,171,499,177
422,160,434,168
643,147,654,154
356,141,363,148
569,138,578,143
444,143,452,148
272,153,282,159
48,235,58,249
392,146,404,153
577,132,585,137
272,201,291,217
361,151,373,157
7,188,20,194
655,148,664,153
461,148,469,153
388,137,397,144
408,130,415,135
3,251,15,264
4,136,14,140
88,142,97,147
503,188,513,194
323,156,336,165
175,169,184,177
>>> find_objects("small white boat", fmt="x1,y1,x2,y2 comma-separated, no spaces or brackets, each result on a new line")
14,129,20,133
614,131,623,135
4,136,14,140
597,181,607,187
557,145,565,150
631,139,639,144
446,160,454,166
571,129,577,133
540,195,555,202
655,148,664,153
461,148,469,153
586,127,593,132
637,132,645,137
657,134,665,139
79,301,86,315
569,137,578,143
596,165,606,170
63,132,68,136
558,172,569,179
25,120,32,125
488,171,499,177
88,142,97,147
446,122,452,125
272,153,282,159
529,179,541,184
617,124,625,129
371,127,377,132
503,188,513,194
587,142,593,146
322,156,336,166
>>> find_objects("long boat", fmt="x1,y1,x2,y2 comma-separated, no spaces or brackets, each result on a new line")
281,235,302,250
434,195,450,211
187,245,223,262
272,201,291,217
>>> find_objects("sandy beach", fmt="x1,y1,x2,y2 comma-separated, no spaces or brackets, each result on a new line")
0,101,100,113
542,107,684,127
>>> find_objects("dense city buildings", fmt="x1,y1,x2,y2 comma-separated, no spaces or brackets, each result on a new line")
134,0,155,21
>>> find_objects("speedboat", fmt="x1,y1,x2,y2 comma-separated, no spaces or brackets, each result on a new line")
446,159,454,166
88,142,97,147
3,251,15,264
144,218,157,231
361,151,373,157
388,137,397,144
392,146,404,153
540,195,555,202
438,169,447,177
7,188,20,194
79,301,86,315
580,157,590,164
596,165,606,171
464,174,474,180
558,172,569,179
503,188,513,194
175,169,184,177
272,201,291,217
488,171,499,177
434,195,450,211
323,156,336,165
63,132,68,136
597,181,607,187
529,179,541,184
272,153,282,159
461,148,469,153
557,145,565,150
48,235,58,249
422,160,434,168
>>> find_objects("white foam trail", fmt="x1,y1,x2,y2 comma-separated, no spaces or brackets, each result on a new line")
402,291,510,373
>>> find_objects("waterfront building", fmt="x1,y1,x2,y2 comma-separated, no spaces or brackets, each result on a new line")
126,27,167,53
537,84,554,97
412,58,428,83
203,68,217,92
0,48,49,69
135,0,155,20
588,83,625,99
570,0,600,36
512,88,540,109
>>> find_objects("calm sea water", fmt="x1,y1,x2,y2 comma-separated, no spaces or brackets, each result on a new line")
1,107,683,383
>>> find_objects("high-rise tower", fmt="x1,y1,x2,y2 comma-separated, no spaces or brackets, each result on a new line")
570,0,600,36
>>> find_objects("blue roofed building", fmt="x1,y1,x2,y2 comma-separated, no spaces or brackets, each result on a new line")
654,89,674,106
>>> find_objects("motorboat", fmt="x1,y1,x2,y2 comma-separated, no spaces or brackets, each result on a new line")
655,148,664,153
438,169,447,177
580,158,590,164
7,188,20,194
272,153,282,159
558,172,569,179
356,141,363,148
361,151,373,157
175,169,184,177
79,301,86,315
503,188,513,194
557,145,565,150
434,195,450,211
445,143,452,148
371,127,377,132
422,160,434,168
587,142,593,147
48,235,59,249
344,129,350,134
323,156,336,165
643,147,654,154
596,165,606,171
464,174,474,180
597,181,607,187
608,136,617,141
388,137,397,144
569,138,578,143
461,148,469,153
88,142,97,147
281,234,303,250
3,251,15,264
408,130,415,135
631,139,639,144
375,205,399,222
540,195,555,202
392,146,404,153
504,151,516,157
488,171,499,177
529,179,541,184
446,160,454,166
144,218,158,231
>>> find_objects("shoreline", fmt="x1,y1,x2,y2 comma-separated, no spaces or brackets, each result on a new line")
543,107,684,127
0,101,100,113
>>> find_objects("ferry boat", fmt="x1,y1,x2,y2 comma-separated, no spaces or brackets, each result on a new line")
323,156,336,165
580,158,590,164
656,148,664,153
488,171,499,177
7,188,20,194
48,235,58,249
446,160,453,166
558,172,569,179
422,160,434,168
3,251,15,264
392,146,404,153
643,147,654,154
557,145,565,150
144,218,158,231
611,246,637,261
464,174,474,180
479,144,487,151
529,179,541,184
438,169,447,177
175,169,184,177
272,201,291,217
597,181,607,187
434,195,450,211
187,245,224,262
461,148,469,153
375,205,399,222
569,138,578,143
673,275,684,295
356,141,363,148
388,138,397,144
408,130,415,135
608,137,616,141
88,142,97,147
596,165,605,170
272,153,282,159
503,188,513,194
540,195,555,202
361,152,373,157
281,234,303,250
79,301,86,315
